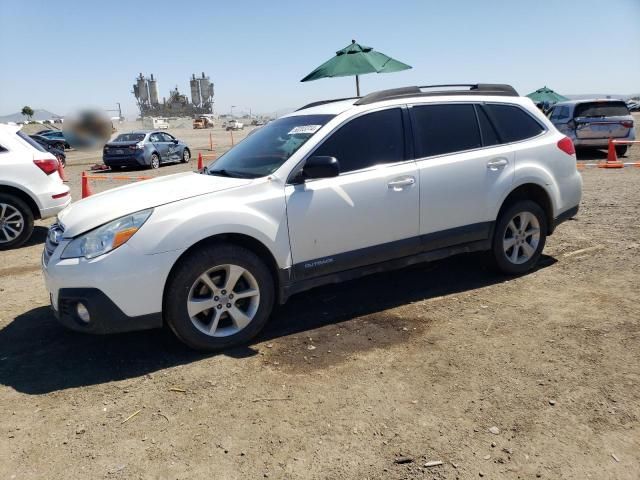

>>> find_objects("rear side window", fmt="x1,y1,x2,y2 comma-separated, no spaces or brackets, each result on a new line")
485,104,544,142
313,108,404,173
0,144,6,152
411,104,481,157
16,131,47,152
550,106,570,121
475,106,500,147
574,101,629,118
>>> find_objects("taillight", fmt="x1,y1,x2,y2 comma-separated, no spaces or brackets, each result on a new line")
621,120,634,128
129,142,144,150
33,159,59,175
557,136,575,156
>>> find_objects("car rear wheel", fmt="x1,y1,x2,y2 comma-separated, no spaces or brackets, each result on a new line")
0,194,34,250
492,200,547,275
165,244,275,351
181,148,190,163
149,153,160,169
615,145,627,157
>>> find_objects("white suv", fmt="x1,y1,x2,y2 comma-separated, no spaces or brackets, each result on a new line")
0,125,71,249
42,84,582,350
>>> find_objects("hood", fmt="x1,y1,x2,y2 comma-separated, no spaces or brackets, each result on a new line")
59,172,251,237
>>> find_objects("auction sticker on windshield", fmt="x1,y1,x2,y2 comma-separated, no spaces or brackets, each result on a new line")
288,125,322,135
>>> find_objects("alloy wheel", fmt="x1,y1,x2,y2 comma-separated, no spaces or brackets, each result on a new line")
503,211,541,265
187,264,260,337
0,203,25,244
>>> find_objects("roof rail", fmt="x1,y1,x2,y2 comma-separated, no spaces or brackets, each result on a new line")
354,83,519,106
296,97,360,111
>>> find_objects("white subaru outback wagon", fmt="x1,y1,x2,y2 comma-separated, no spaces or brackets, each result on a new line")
43,84,582,350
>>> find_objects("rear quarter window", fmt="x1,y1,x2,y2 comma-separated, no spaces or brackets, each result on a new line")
484,104,545,143
16,131,47,152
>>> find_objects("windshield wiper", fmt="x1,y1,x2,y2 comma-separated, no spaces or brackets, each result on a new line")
208,169,258,179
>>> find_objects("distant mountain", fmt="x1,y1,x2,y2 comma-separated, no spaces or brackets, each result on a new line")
0,109,60,123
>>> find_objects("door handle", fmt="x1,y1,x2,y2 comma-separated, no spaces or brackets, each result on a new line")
387,176,416,190
487,158,509,170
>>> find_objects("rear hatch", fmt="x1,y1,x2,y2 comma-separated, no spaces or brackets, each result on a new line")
104,141,139,156
574,101,633,139
104,133,146,155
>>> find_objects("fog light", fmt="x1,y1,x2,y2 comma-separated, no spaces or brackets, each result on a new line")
76,302,90,323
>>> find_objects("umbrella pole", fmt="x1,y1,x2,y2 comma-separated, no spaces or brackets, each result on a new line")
355,75,360,96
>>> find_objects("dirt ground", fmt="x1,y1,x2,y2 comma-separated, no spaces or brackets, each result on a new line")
1,117,639,479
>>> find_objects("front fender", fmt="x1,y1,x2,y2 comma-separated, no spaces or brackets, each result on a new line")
128,180,291,268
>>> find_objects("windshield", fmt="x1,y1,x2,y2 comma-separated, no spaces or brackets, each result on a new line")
574,101,629,118
114,133,146,142
207,114,334,178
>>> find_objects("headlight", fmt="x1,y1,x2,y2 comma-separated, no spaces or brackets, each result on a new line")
61,208,153,259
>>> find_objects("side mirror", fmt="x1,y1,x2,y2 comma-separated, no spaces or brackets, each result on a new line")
301,156,340,180
172,139,179,144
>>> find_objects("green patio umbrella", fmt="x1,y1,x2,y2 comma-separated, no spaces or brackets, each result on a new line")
301,40,412,96
526,86,569,105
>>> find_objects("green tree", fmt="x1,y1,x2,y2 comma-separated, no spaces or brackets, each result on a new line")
21,106,34,121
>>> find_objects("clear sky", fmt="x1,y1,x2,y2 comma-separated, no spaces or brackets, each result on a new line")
1,0,639,117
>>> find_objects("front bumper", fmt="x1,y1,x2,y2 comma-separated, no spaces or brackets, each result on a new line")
103,152,146,167
54,288,161,334
43,239,185,335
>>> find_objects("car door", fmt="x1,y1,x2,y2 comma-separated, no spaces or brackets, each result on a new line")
149,132,167,161
162,133,179,161
285,107,420,281
410,103,515,244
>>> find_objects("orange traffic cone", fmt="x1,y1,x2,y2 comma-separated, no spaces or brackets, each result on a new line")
600,139,624,168
57,158,67,182
81,171,93,198
197,152,204,170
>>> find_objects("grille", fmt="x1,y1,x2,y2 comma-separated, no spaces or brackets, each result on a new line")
43,222,65,265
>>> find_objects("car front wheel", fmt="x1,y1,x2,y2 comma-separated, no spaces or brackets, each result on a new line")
492,200,547,275
181,148,190,163
165,244,275,351
0,194,34,250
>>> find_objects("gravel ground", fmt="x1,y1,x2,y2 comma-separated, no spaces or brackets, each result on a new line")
0,117,639,479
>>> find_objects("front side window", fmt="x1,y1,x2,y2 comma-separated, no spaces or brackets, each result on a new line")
208,114,334,178
411,103,481,157
312,108,404,173
162,133,175,142
485,104,545,142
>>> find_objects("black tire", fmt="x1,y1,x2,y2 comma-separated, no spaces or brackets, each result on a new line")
492,200,547,275
0,193,35,250
149,153,160,169
181,148,190,163
615,145,627,157
164,243,275,351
